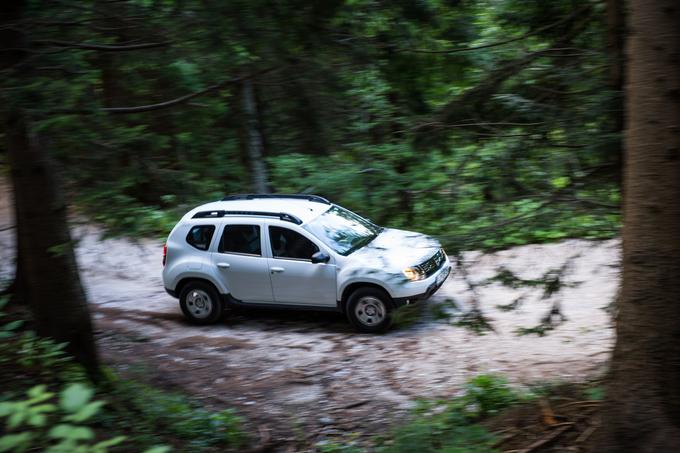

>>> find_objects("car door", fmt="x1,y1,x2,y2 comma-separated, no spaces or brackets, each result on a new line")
211,221,274,302
266,224,337,306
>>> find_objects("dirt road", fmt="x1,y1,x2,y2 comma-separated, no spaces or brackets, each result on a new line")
0,184,618,446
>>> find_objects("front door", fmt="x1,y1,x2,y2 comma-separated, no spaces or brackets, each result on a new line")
267,225,337,306
211,222,274,302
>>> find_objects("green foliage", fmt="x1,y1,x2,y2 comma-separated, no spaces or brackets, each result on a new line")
0,384,129,453
0,298,22,340
0,330,87,382
585,386,605,401
0,309,239,452
377,375,528,452
463,375,522,417
101,379,246,449
0,0,621,249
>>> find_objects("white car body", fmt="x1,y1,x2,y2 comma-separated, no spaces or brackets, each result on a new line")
162,195,451,329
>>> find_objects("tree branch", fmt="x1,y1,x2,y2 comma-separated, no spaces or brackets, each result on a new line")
34,39,170,51
45,66,280,115
400,5,591,55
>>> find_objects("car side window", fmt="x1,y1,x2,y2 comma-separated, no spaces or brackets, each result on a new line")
219,225,261,256
269,226,319,260
186,225,216,251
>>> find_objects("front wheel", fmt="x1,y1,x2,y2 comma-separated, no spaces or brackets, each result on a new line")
179,281,223,325
346,287,393,333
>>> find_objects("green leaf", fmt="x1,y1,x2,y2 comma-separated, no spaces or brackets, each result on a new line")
0,432,33,452
27,385,48,399
0,403,13,417
59,384,94,413
63,401,105,423
48,424,95,441
7,411,27,429
143,446,172,453
92,435,127,450
1,320,23,331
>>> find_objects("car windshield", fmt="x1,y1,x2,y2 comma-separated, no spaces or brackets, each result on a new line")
304,205,382,256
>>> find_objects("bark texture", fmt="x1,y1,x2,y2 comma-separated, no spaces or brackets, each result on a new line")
242,78,270,193
594,1,680,451
6,112,99,374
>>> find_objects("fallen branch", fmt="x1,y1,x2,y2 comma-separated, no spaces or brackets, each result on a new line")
517,423,574,453
557,400,603,410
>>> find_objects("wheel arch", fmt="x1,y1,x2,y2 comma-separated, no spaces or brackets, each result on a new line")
340,282,393,312
175,276,224,299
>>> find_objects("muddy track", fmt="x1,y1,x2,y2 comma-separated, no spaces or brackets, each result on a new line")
0,184,618,447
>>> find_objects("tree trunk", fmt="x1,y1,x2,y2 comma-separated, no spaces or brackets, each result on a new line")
242,78,270,193
6,111,99,375
593,1,680,451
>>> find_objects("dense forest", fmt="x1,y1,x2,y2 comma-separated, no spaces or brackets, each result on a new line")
1,0,678,452
2,0,623,249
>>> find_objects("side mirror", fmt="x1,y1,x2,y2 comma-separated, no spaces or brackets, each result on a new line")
311,251,330,264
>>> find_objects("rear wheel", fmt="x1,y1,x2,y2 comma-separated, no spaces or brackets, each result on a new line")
346,287,393,333
179,281,223,324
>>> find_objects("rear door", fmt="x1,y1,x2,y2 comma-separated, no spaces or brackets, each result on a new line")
211,221,274,302
266,224,337,307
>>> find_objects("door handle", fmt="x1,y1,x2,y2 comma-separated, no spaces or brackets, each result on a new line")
216,262,231,269
270,266,285,274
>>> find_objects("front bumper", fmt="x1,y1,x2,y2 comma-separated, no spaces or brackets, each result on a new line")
393,264,451,307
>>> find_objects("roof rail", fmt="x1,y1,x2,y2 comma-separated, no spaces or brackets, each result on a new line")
221,193,330,205
192,210,303,225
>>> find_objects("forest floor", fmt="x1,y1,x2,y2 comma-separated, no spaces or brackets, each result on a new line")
0,182,619,450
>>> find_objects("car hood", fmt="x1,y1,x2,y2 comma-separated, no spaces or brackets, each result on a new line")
345,228,441,271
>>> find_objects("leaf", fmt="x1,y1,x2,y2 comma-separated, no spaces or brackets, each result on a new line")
1,320,23,331
7,411,27,429
48,424,95,441
27,385,48,399
59,384,94,413
0,403,14,417
0,432,33,452
92,436,127,451
63,401,105,423
28,413,47,427
143,446,172,453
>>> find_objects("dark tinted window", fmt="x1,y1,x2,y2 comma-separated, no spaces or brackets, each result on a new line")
219,225,261,255
186,225,215,251
269,226,319,260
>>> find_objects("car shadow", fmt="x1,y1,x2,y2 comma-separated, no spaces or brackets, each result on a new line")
220,306,355,333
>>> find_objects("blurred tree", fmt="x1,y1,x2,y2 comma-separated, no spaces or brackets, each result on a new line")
1,0,98,374
594,1,680,451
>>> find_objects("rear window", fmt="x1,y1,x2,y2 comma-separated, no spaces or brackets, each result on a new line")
186,225,216,251
219,225,261,256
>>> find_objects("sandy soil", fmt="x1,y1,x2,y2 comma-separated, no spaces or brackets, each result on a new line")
0,183,619,447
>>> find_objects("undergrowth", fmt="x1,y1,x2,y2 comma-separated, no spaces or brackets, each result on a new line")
318,374,532,453
0,297,245,452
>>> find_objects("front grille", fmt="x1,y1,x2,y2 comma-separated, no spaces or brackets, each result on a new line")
416,248,446,278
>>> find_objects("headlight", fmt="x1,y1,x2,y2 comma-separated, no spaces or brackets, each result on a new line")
403,267,425,281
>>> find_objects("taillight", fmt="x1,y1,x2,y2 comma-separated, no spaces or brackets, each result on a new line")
162,244,167,266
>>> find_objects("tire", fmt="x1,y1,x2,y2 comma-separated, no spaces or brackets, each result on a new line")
179,281,223,325
346,287,393,333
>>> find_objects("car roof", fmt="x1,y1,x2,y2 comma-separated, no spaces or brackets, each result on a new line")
184,198,331,225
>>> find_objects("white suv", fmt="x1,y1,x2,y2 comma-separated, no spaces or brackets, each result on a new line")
162,195,451,332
